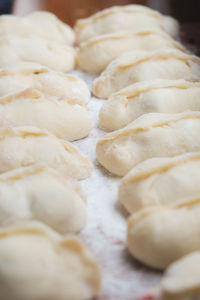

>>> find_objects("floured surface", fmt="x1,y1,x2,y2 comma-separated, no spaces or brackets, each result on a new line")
72,70,161,300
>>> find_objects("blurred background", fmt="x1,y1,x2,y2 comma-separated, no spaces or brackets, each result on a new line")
0,0,199,54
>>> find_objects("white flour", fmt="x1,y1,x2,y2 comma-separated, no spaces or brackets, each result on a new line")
73,71,161,300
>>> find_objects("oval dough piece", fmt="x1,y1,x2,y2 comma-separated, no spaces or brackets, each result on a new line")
0,62,90,104
77,30,185,74
0,34,75,72
0,11,75,45
0,126,92,179
0,221,101,300
75,5,179,43
100,80,200,131
93,49,200,98
119,152,200,213
0,88,93,141
96,111,200,176
127,198,200,269
0,164,86,234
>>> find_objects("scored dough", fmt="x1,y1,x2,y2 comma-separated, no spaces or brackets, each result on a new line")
0,88,93,141
77,30,185,74
0,126,92,179
0,62,90,104
0,34,75,72
0,221,101,300
93,49,200,98
0,11,75,45
119,152,200,214
97,111,200,176
99,80,200,131
75,4,179,43
0,164,87,234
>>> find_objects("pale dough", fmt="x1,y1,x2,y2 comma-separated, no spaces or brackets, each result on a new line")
93,49,200,98
0,11,75,45
0,34,75,72
77,30,185,74
0,126,92,179
96,111,200,176
75,4,179,43
99,80,200,131
0,221,101,300
0,164,86,234
119,152,200,213
0,88,93,141
0,62,90,104
127,198,200,269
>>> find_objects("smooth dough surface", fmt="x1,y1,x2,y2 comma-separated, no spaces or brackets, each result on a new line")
75,4,179,43
77,30,185,74
0,126,92,179
97,111,200,176
0,11,75,45
0,88,93,141
93,49,200,98
127,198,200,269
119,152,200,213
0,164,86,234
100,80,200,131
0,221,101,300
0,62,90,104
0,34,75,72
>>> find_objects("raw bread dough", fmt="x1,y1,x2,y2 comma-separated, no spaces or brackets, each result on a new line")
93,49,200,98
0,88,93,141
119,152,200,213
0,221,101,300
0,62,90,104
127,198,200,269
156,252,200,300
75,4,179,43
77,30,185,74
0,126,92,179
0,164,86,234
0,11,75,45
100,80,200,131
96,111,200,176
0,34,75,72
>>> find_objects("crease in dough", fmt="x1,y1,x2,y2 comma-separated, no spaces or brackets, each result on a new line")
75,4,179,43
0,88,93,141
0,62,90,104
0,164,87,234
93,49,200,98
119,152,200,213
0,221,101,300
0,34,75,72
96,111,200,176
100,79,200,131
0,11,75,45
77,30,185,74
0,126,93,179
127,196,200,270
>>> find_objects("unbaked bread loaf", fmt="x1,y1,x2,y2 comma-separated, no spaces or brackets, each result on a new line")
93,49,200,98
75,4,179,43
0,126,92,179
119,152,200,213
0,11,75,45
0,164,87,234
96,111,200,176
0,88,93,141
77,30,185,74
0,34,75,72
0,221,101,300
99,80,200,131
0,62,90,104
